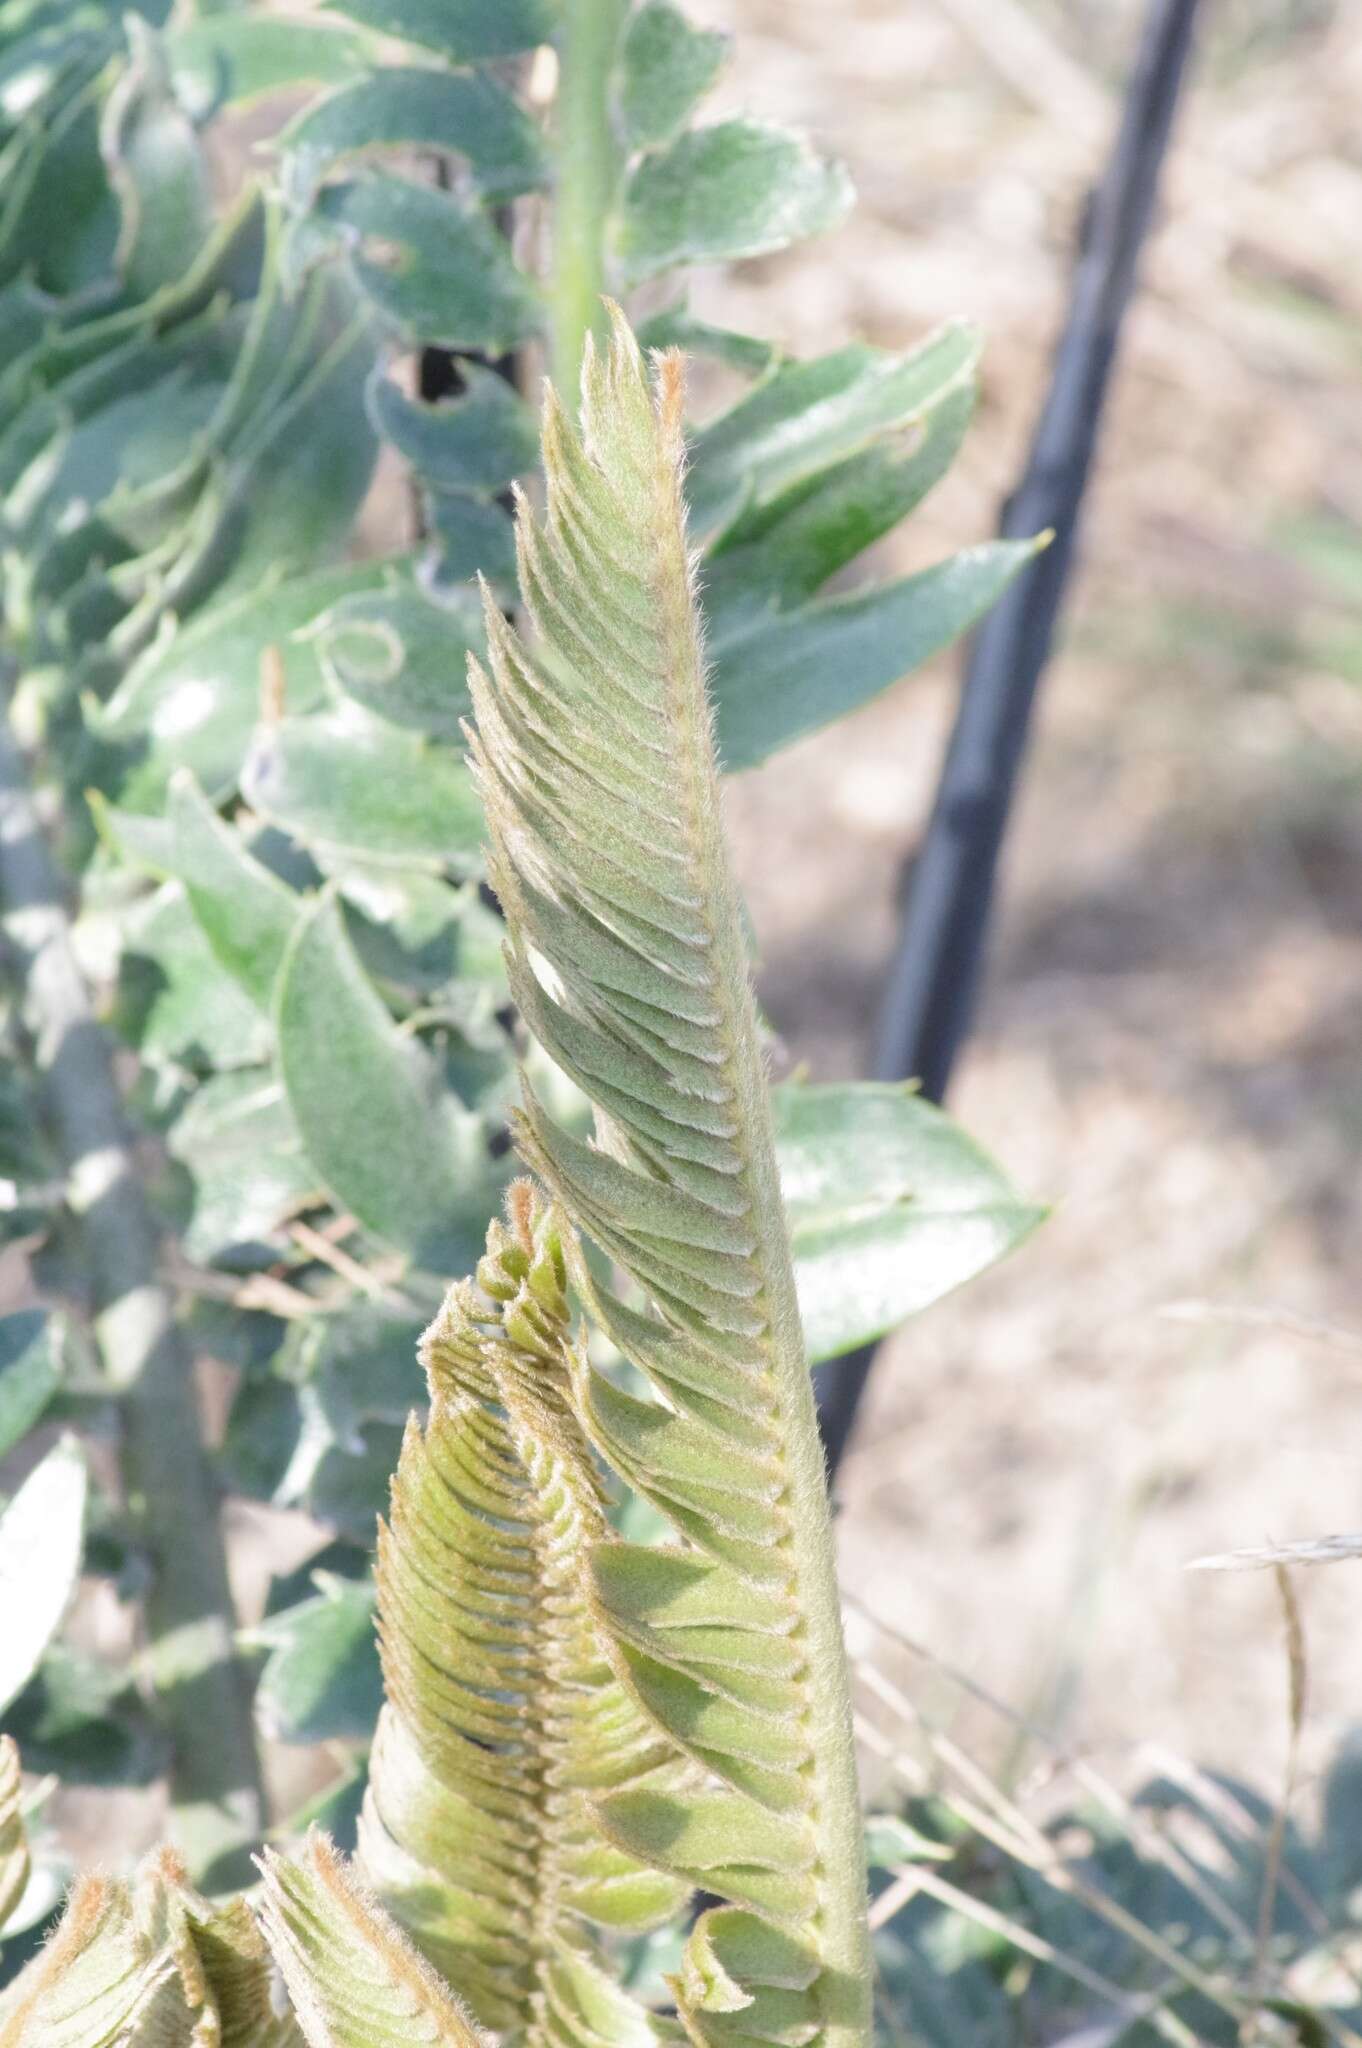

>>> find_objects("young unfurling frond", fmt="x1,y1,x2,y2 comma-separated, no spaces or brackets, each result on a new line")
356,1185,690,2044
1,1846,302,2048
467,308,871,2048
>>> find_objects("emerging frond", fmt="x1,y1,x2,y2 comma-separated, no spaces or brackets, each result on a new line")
466,308,871,2048
0,1847,301,2048
258,1832,481,2048
0,1738,28,1933
357,1186,689,2038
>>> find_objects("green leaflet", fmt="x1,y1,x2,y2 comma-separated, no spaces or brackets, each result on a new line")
280,68,548,208
258,1833,478,2048
167,14,379,111
252,1575,384,1747
319,0,554,61
616,3,730,151
96,769,304,1012
615,120,853,287
710,540,1041,773
305,174,542,353
242,706,485,870
359,1191,690,2035
369,367,540,499
274,892,496,1269
467,309,872,2047
0,1849,302,2048
97,559,398,805
772,1083,1045,1363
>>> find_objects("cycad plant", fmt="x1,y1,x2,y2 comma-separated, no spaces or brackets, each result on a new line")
0,0,1042,1920
0,0,1048,2024
4,307,882,2048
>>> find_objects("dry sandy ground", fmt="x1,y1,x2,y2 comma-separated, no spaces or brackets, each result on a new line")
692,0,1362,1800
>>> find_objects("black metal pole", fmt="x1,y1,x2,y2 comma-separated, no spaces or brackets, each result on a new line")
815,0,1203,1478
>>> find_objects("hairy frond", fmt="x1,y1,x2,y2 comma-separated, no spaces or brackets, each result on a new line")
257,1832,481,2048
466,307,871,2048
0,1847,301,2048
0,1738,28,1932
357,1186,690,2038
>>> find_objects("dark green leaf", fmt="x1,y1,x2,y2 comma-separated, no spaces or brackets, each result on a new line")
281,1302,426,1439
275,893,496,1267
616,2,729,150
772,1083,1043,1363
311,174,541,352
214,311,379,597
328,865,474,998
166,1070,317,1264
282,69,547,207
104,16,213,301
424,488,517,588
116,885,272,1069
705,381,977,610
2,92,117,300
872,1919,1013,2048
320,0,554,60
164,772,300,1010
99,559,400,804
368,363,539,495
616,119,852,288
315,584,483,741
2,1643,161,1789
636,303,776,378
167,15,376,111
711,540,1041,773
0,1312,61,1462
9,343,229,566
265,1539,371,1618
220,1378,302,1502
302,1420,406,1538
688,322,980,543
241,706,485,867
251,1575,382,1745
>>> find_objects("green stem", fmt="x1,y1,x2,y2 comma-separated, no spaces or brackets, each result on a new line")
550,0,627,396
0,689,264,1889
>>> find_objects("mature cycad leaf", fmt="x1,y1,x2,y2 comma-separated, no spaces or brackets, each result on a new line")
0,1847,302,2048
466,309,871,2048
358,1187,690,2034
257,1832,481,2048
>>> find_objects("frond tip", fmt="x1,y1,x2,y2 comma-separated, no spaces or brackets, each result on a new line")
467,304,872,2048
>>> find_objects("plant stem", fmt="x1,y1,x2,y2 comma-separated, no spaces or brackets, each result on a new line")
550,0,626,395
0,691,264,1889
